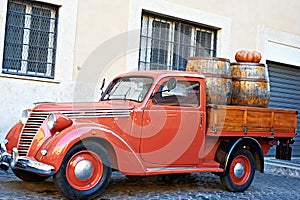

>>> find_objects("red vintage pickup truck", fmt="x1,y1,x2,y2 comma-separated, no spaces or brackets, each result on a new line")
0,71,297,199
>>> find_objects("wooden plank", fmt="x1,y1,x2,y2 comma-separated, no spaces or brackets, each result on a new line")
247,110,272,128
273,112,297,128
206,130,296,138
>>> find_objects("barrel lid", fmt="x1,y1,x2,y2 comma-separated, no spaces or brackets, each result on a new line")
230,62,267,67
202,73,232,79
188,56,230,62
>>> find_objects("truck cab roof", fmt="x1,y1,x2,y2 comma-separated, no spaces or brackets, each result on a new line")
114,70,206,80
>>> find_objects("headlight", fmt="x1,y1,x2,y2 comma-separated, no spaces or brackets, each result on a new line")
47,113,56,130
21,110,30,124
47,113,73,132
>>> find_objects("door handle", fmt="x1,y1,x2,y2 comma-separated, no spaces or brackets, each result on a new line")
166,113,178,117
200,114,203,129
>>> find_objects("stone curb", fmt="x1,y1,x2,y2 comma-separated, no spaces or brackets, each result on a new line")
264,158,300,178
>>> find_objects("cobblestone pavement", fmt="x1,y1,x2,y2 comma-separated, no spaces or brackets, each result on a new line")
0,169,299,200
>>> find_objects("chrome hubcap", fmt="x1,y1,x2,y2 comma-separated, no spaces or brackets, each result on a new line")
74,160,93,180
233,162,245,178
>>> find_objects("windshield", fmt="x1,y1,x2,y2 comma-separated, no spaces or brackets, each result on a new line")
102,76,153,102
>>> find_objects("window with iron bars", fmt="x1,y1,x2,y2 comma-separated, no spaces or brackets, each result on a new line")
2,0,58,79
139,12,217,71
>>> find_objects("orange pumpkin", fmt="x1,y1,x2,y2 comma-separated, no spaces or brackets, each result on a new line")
235,50,262,63
252,51,262,63
246,51,254,62
235,50,247,62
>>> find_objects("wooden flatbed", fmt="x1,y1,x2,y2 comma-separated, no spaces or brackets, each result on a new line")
207,104,297,137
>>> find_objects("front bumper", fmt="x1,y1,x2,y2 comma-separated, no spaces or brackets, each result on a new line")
0,142,55,176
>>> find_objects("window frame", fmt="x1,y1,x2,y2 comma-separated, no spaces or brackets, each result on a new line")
2,0,59,79
139,12,217,71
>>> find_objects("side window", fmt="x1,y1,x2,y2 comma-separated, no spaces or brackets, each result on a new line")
153,79,200,107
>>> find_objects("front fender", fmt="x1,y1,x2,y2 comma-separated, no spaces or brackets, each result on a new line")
36,123,145,175
4,122,23,153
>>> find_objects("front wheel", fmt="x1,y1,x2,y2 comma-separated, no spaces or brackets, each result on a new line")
12,169,50,182
220,149,255,192
54,142,112,200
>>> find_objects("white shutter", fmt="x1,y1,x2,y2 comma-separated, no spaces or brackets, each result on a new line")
267,61,300,157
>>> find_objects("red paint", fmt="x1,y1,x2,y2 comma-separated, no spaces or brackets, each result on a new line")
66,150,103,190
229,155,251,186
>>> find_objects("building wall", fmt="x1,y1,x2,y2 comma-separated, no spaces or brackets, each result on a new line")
0,0,79,140
73,0,300,84
73,0,130,87
169,0,300,56
0,0,300,140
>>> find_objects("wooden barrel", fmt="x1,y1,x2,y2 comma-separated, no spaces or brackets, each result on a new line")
186,57,232,105
230,62,270,107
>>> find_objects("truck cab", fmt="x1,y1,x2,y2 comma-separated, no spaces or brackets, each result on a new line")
102,71,206,166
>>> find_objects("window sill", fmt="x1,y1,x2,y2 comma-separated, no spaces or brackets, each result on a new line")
0,73,61,84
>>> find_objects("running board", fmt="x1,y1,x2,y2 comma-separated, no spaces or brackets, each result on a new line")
146,166,224,175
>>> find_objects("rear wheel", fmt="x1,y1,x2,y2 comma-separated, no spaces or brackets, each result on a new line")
54,142,112,200
220,149,255,192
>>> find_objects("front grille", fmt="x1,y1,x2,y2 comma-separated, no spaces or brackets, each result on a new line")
18,112,49,156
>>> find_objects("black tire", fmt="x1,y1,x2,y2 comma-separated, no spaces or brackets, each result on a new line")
54,142,112,200
12,169,50,182
220,149,255,192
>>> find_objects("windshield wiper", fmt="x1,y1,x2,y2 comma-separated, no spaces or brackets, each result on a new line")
123,87,131,100
104,80,123,100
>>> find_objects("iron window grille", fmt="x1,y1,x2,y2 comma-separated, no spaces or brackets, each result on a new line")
139,12,217,71
2,0,58,79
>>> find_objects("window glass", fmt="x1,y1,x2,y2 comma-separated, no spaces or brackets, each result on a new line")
150,20,170,70
102,76,153,103
153,79,200,107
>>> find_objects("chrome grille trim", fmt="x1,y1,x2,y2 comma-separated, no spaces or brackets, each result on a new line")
18,112,50,156
61,109,131,119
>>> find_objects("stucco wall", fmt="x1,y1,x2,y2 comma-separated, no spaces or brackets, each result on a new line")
168,0,300,58
73,0,130,85
0,0,79,140
73,0,300,84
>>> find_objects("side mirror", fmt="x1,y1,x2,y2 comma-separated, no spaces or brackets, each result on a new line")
167,78,177,91
150,78,177,99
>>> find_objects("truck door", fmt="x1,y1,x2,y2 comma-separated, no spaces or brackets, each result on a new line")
140,76,205,166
